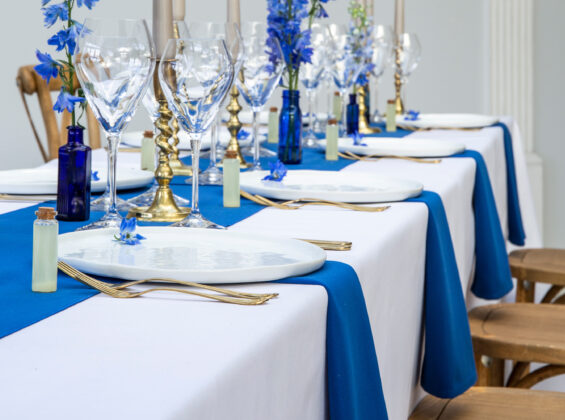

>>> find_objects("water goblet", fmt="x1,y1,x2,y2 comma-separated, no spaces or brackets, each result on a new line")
368,24,394,121
328,24,364,136
299,23,328,148
235,22,284,171
74,18,155,230
186,22,243,185
159,38,234,228
396,33,422,112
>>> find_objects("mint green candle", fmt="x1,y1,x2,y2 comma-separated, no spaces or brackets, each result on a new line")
268,107,278,144
325,119,339,161
223,150,240,207
32,207,58,293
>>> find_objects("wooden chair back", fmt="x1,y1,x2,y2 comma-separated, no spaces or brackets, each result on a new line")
16,65,101,162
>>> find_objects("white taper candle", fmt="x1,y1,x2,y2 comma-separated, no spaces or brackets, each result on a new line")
172,0,185,21
394,0,405,35
153,0,174,58
227,0,241,27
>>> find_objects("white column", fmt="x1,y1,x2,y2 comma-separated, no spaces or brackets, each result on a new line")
490,0,543,238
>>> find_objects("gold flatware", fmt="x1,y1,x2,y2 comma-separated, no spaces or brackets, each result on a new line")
0,193,56,202
58,261,276,305
297,238,352,251
240,190,390,213
338,151,442,164
118,148,141,153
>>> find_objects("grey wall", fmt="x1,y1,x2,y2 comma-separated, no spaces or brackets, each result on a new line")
534,0,565,247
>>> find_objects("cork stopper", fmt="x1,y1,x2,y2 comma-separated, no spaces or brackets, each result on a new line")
334,91,340,96
328,118,338,125
269,106,278,112
143,130,154,138
35,207,57,220
224,150,238,159
387,99,395,104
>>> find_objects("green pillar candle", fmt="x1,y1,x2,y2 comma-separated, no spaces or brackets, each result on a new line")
325,118,339,161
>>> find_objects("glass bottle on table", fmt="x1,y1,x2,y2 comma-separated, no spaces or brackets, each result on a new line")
32,207,58,293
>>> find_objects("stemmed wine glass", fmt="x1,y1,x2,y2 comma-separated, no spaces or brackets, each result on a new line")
159,38,234,228
368,24,394,121
74,18,155,230
126,21,190,208
235,22,284,171
185,22,243,185
299,23,328,148
396,33,421,112
328,24,364,136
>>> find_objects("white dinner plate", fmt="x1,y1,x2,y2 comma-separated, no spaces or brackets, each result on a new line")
0,166,153,195
121,127,266,150
398,113,499,129
317,136,465,158
58,227,326,284
240,170,423,203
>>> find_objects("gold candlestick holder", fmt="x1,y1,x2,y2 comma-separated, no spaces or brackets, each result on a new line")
129,69,189,222
357,84,380,134
168,116,193,176
394,47,405,115
220,84,251,169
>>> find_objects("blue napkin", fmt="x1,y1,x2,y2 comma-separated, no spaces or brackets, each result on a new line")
451,150,513,299
277,262,388,420
406,191,477,398
492,122,526,245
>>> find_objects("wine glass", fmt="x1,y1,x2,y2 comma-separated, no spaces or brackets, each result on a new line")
126,20,190,208
159,38,234,228
235,22,284,171
186,22,243,185
396,33,421,111
328,24,364,136
299,23,328,148
74,18,155,230
368,24,394,121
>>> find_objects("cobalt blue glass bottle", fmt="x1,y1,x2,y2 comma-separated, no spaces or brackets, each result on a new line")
56,126,91,221
278,90,302,164
346,93,359,135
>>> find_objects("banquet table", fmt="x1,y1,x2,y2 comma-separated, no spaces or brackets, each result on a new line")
0,117,541,420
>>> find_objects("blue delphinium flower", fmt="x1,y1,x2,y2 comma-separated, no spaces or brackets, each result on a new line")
53,89,85,113
237,129,250,140
34,50,60,83
351,132,367,146
76,0,100,9
47,28,78,54
91,170,100,181
262,160,288,182
42,2,68,27
405,110,420,121
114,218,146,246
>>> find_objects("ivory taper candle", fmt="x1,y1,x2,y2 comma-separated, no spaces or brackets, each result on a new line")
394,0,405,35
172,0,185,21
227,0,241,27
153,0,174,58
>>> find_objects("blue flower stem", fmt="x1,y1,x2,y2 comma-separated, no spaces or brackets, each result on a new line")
65,0,76,126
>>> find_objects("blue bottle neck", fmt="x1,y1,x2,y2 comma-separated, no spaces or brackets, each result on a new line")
67,126,84,144
282,89,300,106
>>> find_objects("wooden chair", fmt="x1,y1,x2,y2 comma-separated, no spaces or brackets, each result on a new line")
410,387,565,419
16,65,101,162
469,303,565,388
510,248,565,303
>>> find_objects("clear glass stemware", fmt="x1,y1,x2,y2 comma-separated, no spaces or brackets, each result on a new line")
185,22,244,185
299,23,328,148
328,24,364,137
74,18,155,230
396,32,422,112
368,24,394,121
159,38,234,228
235,22,284,171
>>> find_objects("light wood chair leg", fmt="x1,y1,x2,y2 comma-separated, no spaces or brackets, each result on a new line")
475,353,504,386
515,279,535,303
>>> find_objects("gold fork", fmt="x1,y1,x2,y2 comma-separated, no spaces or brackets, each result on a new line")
338,151,442,164
397,124,481,132
58,261,276,305
240,190,390,213
0,194,57,202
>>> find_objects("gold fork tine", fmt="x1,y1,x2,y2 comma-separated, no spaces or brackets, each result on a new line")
343,150,441,164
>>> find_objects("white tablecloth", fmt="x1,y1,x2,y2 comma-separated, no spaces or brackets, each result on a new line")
0,117,541,420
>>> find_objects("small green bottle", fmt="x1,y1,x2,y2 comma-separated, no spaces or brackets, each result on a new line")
32,207,58,293
223,150,240,208
141,131,155,171
325,118,339,161
386,99,397,132
267,107,278,144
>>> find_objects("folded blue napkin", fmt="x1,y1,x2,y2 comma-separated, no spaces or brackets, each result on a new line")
406,191,477,398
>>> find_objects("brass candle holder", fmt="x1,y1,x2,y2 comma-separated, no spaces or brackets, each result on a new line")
168,116,193,176
357,84,380,134
394,46,405,115
220,84,251,169
128,68,189,222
